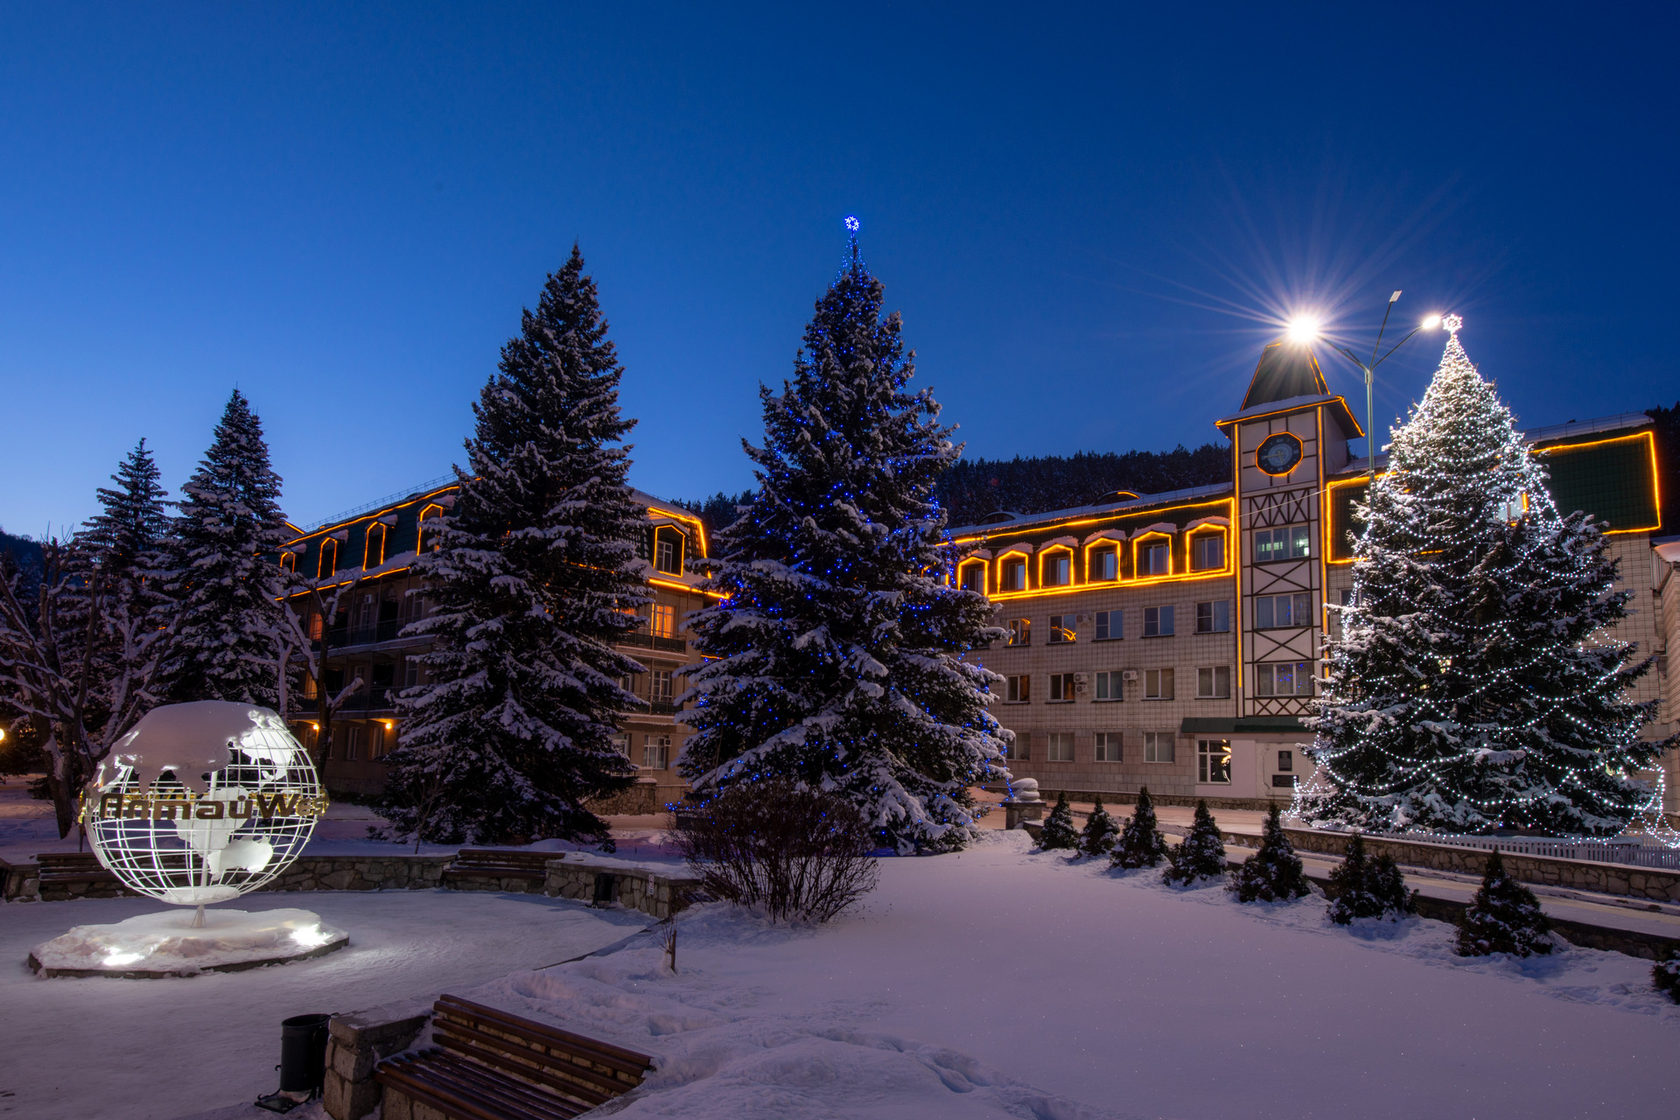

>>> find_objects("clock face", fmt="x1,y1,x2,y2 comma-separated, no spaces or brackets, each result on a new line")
1257,432,1303,475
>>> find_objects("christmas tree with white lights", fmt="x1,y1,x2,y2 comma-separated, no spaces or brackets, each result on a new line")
1300,318,1667,835
677,220,1009,853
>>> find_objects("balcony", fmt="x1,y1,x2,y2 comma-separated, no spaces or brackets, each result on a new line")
618,631,686,654
316,619,427,651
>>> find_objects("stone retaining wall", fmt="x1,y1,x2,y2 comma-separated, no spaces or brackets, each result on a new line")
542,854,698,920
263,855,453,893
323,997,432,1120
0,857,40,902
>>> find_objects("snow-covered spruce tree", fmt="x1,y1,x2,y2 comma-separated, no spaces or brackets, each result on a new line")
1111,787,1169,869
381,247,644,847
1228,803,1310,903
1655,954,1680,1004
1302,321,1668,835
1079,796,1119,858
1326,833,1416,923
677,227,1008,853
156,392,290,708
1162,800,1226,885
1038,791,1079,851
1455,848,1551,957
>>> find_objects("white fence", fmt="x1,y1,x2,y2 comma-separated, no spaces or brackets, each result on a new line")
1376,831,1680,871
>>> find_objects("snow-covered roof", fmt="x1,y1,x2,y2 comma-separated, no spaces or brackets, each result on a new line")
951,482,1232,537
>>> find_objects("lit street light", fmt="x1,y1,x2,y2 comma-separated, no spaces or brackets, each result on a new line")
1287,292,1444,482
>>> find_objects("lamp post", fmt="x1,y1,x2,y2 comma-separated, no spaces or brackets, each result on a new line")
1289,293,1442,483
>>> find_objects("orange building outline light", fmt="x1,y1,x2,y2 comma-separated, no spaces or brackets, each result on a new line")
1037,544,1074,588
957,556,989,595
1082,539,1120,584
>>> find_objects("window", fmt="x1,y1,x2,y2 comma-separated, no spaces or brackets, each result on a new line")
1144,668,1174,700
654,530,682,574
642,734,670,769
1278,749,1293,772
1011,734,1030,761
1095,609,1122,641
651,669,674,704
302,674,319,700
1256,661,1315,696
1047,732,1074,762
369,722,387,758
1095,732,1122,762
959,562,986,593
1000,557,1027,591
651,603,676,637
611,733,631,759
1089,545,1118,582
1094,670,1124,701
344,725,363,762
1042,551,1071,586
402,657,421,689
1144,731,1175,763
1048,614,1075,643
1255,592,1312,629
317,538,338,579
1005,675,1031,703
1006,618,1031,646
417,504,444,553
1254,525,1311,563
1196,666,1231,699
1139,539,1170,576
364,523,387,569
280,551,297,573
1191,532,1225,571
307,610,324,640
1195,600,1230,633
1049,672,1076,702
1198,738,1232,784
1144,605,1174,637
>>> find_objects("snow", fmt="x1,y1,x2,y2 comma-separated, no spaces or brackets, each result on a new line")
29,907,348,976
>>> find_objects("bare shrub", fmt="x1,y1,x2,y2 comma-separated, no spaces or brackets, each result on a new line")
673,780,880,924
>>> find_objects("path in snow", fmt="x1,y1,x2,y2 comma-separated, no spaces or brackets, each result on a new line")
0,890,645,1120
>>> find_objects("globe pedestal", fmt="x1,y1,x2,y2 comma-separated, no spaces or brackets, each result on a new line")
28,907,348,979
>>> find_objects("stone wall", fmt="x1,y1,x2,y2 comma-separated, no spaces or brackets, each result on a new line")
323,997,432,1120
1,857,40,902
542,854,698,920
263,855,453,893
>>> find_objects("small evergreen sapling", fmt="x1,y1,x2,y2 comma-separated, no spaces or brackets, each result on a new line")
1079,797,1119,858
1326,833,1416,923
1162,800,1226,885
1111,787,1169,869
1038,791,1079,851
1654,953,1680,1004
1455,848,1552,957
1228,804,1310,902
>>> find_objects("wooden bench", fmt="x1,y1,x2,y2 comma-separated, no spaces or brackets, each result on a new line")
376,994,653,1119
36,852,122,899
441,849,553,892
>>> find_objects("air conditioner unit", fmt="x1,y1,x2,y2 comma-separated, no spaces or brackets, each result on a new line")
1073,673,1089,693
1122,670,1141,682
1076,613,1091,624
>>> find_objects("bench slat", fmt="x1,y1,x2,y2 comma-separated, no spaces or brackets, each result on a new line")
379,1053,582,1120
430,1021,619,1104
437,995,654,1073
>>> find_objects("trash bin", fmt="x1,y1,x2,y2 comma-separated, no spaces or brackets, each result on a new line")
278,1013,331,1097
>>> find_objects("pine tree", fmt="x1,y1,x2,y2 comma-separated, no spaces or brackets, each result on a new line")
381,247,644,847
156,391,290,708
1326,833,1416,923
1229,804,1310,902
677,225,1008,853
1038,791,1079,851
1302,322,1668,835
1079,796,1119,858
1455,848,1552,957
1162,800,1226,885
1111,787,1169,869
1655,954,1680,1004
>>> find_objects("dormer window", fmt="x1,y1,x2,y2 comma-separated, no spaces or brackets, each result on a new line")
653,527,685,575
417,504,444,553
317,538,338,579
1041,550,1071,586
958,559,987,594
1139,539,1170,576
364,523,387,570
1088,545,1118,582
1000,556,1027,592
1190,531,1225,571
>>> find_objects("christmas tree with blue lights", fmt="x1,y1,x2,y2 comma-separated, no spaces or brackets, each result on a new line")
677,220,1009,853
381,246,644,846
1300,319,1668,836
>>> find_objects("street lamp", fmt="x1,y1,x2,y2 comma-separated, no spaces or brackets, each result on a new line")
1287,292,1443,482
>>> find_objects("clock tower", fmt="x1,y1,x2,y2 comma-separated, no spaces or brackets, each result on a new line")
1217,342,1363,720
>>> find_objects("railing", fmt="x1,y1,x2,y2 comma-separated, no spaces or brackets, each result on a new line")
1375,830,1680,871
646,700,679,716
619,631,686,653
319,620,422,649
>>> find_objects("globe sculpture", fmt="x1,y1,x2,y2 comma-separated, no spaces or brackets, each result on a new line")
81,701,327,906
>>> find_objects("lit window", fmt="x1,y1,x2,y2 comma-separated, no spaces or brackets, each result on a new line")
1196,666,1231,699
1191,533,1225,571
1139,540,1170,576
302,675,319,700
1006,618,1031,646
1005,675,1031,703
1095,732,1122,762
1049,672,1076,702
642,735,670,769
1144,605,1174,637
1048,614,1076,643
1042,551,1071,586
1095,609,1122,641
1255,593,1312,629
1144,732,1175,763
1255,661,1315,696
1195,600,1230,633
1254,525,1311,563
651,603,676,637
1089,545,1118,581
1000,557,1027,592
1047,732,1074,762
1144,668,1174,700
1094,670,1124,701
1198,738,1231,784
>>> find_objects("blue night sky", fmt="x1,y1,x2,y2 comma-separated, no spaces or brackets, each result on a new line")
3,3,1676,536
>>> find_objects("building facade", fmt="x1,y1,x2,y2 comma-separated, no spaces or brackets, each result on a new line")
277,486,713,810
952,341,1677,817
